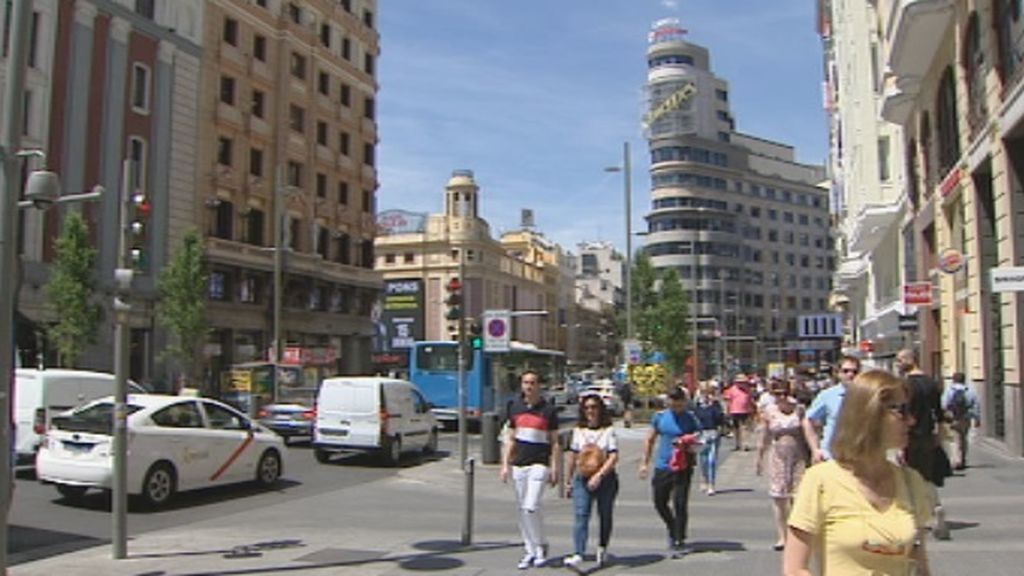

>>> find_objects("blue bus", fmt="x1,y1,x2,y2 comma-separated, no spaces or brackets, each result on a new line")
408,340,566,426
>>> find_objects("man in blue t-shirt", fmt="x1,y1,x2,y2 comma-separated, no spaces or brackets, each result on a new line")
803,355,860,462
640,387,702,556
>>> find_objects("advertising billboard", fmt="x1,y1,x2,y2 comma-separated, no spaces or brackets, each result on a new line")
372,279,425,367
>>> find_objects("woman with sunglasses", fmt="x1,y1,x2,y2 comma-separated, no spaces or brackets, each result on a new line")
563,394,619,569
784,370,933,576
756,380,809,550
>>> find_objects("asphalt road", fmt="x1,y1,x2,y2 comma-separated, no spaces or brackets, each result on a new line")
7,432,459,566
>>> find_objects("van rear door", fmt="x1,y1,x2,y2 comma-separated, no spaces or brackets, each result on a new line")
316,380,381,449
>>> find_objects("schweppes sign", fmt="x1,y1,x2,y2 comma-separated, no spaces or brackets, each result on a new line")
643,82,697,127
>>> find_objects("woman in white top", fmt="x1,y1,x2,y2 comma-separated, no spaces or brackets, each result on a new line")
563,394,619,569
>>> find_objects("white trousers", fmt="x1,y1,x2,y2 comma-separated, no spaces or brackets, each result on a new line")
513,464,549,556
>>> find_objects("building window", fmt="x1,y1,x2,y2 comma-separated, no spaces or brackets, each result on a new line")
403,253,415,264
362,189,373,213
336,234,351,265
249,147,263,177
715,89,728,101
288,2,301,25
290,52,306,79
135,0,155,19
251,90,265,118
935,66,960,177
244,209,265,246
363,10,374,28
963,12,988,136
217,137,233,166
239,275,259,304
213,201,234,240
363,142,375,167
316,121,328,146
26,11,39,68
289,104,305,133
364,53,375,75
318,71,330,95
320,23,331,48
209,271,229,301
340,83,351,106
906,138,920,209
286,160,303,187
316,173,327,198
127,136,147,191
878,136,890,181
341,0,352,12
339,132,350,156
130,64,150,113
920,112,934,192
288,218,301,251
364,97,375,119
223,17,238,46
360,239,374,269
384,253,395,264
338,181,349,205
219,76,235,105
317,227,329,259
342,37,351,60
253,35,267,61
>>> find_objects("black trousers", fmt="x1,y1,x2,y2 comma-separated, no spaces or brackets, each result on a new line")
651,467,694,544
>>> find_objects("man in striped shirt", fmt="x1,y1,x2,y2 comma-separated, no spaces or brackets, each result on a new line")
501,370,561,569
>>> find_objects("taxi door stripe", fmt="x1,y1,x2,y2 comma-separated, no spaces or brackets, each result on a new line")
210,432,254,482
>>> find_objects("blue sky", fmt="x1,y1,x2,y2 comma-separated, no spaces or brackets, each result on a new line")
377,0,826,254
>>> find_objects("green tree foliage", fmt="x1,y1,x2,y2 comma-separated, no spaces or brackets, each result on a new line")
629,251,660,353
648,268,690,376
46,211,101,367
157,230,209,387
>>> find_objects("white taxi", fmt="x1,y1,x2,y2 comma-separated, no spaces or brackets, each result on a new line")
36,394,285,507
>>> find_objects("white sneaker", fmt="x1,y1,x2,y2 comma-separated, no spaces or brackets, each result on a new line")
596,547,608,566
564,554,583,568
517,553,534,570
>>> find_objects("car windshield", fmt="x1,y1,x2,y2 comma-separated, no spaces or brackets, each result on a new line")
51,402,144,435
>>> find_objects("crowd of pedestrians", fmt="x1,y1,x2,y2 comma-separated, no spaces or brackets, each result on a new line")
500,348,975,574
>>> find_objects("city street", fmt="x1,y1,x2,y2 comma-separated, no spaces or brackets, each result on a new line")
10,424,1024,575
8,433,459,566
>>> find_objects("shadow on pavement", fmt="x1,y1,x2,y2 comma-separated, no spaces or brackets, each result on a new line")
316,449,452,468
45,479,303,513
161,539,519,576
706,488,754,496
131,539,306,560
688,540,746,554
9,524,107,566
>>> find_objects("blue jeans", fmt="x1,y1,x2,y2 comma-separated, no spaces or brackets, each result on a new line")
572,472,618,555
698,430,719,486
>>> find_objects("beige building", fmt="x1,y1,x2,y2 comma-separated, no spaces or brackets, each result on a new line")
196,0,381,384
841,0,1024,455
374,171,574,371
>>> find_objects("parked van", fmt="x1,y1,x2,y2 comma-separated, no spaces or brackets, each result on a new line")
14,369,146,464
312,377,439,466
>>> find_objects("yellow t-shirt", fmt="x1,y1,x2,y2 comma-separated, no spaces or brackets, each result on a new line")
789,460,933,576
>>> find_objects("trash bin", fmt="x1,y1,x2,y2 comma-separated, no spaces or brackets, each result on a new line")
481,412,501,464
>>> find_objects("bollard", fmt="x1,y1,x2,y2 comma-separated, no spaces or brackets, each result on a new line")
481,411,501,464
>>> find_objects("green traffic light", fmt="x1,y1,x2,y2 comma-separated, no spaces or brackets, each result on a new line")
471,336,483,349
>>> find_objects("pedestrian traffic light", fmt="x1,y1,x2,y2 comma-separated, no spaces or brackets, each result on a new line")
469,320,483,349
445,277,463,321
129,192,151,271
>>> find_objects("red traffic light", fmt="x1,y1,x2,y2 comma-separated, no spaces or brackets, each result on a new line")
446,277,462,292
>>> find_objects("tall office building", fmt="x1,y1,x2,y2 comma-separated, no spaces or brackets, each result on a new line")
640,19,834,375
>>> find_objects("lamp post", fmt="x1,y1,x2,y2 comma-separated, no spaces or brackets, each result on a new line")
605,142,633,341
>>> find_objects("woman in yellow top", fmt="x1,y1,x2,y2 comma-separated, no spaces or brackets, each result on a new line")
783,370,933,576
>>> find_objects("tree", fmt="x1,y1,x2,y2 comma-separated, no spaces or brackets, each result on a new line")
46,211,102,367
157,229,209,388
627,251,659,353
648,268,690,376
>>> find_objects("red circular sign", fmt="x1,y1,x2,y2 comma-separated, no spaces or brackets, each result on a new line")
938,249,965,274
487,318,506,337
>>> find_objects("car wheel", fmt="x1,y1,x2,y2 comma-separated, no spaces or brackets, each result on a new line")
314,448,331,464
256,449,282,487
423,429,439,454
56,484,87,500
141,462,176,508
381,436,402,467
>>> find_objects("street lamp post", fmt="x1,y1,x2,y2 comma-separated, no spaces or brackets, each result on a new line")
605,142,633,341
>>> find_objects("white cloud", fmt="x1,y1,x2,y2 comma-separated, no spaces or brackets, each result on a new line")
660,0,680,9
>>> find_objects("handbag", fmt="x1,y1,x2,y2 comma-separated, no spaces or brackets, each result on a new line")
577,443,607,478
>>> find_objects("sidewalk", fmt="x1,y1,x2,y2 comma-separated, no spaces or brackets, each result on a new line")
11,424,1024,575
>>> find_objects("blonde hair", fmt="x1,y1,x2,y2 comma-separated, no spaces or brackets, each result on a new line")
830,370,908,463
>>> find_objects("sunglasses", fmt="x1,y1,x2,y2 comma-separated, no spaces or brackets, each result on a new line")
886,403,910,417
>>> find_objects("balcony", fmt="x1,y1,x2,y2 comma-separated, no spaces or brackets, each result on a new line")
880,74,921,125
885,0,955,79
847,200,904,254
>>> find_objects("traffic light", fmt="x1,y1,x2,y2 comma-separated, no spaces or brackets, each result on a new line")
445,277,463,321
129,192,151,271
469,320,483,349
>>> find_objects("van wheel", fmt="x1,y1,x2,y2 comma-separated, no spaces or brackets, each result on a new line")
423,429,439,454
256,449,282,487
56,484,87,500
382,436,402,467
142,462,176,508
314,448,331,464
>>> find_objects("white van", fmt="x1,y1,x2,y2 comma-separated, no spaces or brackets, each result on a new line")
14,369,145,464
312,377,439,466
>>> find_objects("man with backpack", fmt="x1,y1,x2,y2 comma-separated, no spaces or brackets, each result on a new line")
942,372,979,471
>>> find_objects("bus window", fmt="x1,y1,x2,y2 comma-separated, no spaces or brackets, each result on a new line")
416,344,473,371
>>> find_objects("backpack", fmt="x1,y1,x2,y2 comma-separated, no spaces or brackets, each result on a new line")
949,387,969,422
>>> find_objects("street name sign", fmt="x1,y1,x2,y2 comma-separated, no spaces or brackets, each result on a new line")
991,267,1024,293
